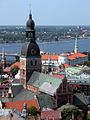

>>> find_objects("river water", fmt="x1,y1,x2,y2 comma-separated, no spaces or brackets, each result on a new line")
0,38,90,61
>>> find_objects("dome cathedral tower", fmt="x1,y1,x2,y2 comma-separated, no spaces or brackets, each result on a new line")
26,11,35,43
20,11,41,88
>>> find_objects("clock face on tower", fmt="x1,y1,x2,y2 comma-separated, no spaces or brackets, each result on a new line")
31,49,36,55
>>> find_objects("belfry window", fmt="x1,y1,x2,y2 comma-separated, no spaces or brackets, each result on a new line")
31,60,33,65
35,60,37,65
31,60,37,66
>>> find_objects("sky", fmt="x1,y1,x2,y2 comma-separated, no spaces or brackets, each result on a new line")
0,0,90,26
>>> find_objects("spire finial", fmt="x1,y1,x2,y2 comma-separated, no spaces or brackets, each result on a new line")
29,4,32,19
30,8,31,15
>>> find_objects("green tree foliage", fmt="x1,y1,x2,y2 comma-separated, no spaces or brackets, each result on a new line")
84,61,90,68
83,69,90,74
29,106,37,116
10,66,19,77
87,113,90,120
62,108,83,120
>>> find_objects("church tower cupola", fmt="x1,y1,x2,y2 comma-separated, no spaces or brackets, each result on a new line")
26,11,35,30
26,11,35,43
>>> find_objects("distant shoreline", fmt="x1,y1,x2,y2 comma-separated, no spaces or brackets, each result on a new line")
0,38,90,44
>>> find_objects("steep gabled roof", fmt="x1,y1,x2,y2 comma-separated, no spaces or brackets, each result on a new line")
13,89,37,101
4,99,39,112
28,71,62,88
11,85,23,97
28,72,62,95
73,93,89,106
36,93,56,110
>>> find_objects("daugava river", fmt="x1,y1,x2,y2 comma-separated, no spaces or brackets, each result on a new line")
0,38,90,61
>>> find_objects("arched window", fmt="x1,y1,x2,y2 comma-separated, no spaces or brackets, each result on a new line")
31,60,33,66
35,60,37,65
31,60,37,66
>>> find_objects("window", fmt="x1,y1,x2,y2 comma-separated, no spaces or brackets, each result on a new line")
84,86,87,91
31,60,37,66
35,60,37,65
31,60,33,66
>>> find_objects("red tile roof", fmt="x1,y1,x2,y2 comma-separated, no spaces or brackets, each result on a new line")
4,98,39,112
50,55,58,61
41,52,87,61
68,52,87,60
41,110,61,120
10,62,20,69
4,67,11,73
68,56,76,60
41,54,58,61
64,63,70,68
41,54,48,60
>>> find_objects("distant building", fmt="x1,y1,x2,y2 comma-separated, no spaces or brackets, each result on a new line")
41,52,88,66
58,53,69,65
68,52,88,65
66,66,90,96
41,53,58,65
41,37,88,66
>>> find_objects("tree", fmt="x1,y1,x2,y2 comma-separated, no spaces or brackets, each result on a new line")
29,106,37,116
10,66,19,77
62,108,83,120
87,113,90,120
83,61,90,68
